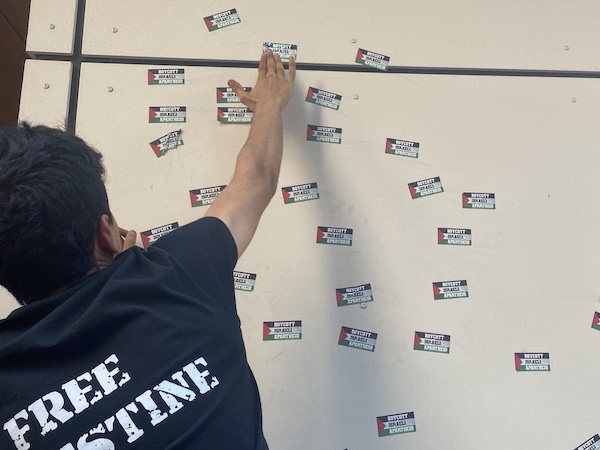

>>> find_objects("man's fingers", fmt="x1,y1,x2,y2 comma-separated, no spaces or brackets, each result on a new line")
121,230,137,251
265,49,276,76
119,227,137,251
227,79,244,96
274,52,284,76
257,51,267,78
287,56,296,81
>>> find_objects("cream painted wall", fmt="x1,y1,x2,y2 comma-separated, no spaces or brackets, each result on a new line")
13,1,600,449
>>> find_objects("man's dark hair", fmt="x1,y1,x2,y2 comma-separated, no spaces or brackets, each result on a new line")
0,123,110,305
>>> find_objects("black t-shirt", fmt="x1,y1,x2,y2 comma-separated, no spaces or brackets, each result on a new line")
0,217,268,450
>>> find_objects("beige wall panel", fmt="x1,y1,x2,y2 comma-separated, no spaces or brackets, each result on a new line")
18,60,72,126
74,61,600,449
81,0,600,71
26,0,77,55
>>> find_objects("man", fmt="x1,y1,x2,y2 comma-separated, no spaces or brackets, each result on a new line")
0,50,295,449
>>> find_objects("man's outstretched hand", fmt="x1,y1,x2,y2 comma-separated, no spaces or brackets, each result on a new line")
227,49,296,114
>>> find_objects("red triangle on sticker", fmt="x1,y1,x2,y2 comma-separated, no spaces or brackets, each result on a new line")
385,138,393,152
306,126,314,140
189,191,199,206
355,49,364,62
141,233,151,248
263,323,272,339
149,108,157,121
281,188,291,203
432,284,441,298
335,290,344,305
408,184,417,197
413,332,422,349
338,328,348,343
437,229,445,243
150,143,161,157
514,354,523,369
216,89,224,102
376,418,386,436
147,70,156,84
316,227,325,242
462,194,469,207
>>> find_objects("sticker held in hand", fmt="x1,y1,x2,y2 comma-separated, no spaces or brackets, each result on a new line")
263,42,298,60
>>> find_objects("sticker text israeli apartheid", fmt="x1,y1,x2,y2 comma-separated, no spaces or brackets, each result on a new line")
355,48,390,71
189,185,226,207
385,138,419,158
218,107,253,123
149,130,183,158
414,332,451,354
317,226,353,246
140,222,179,248
307,125,342,144
204,9,241,31
233,271,256,292
438,228,472,246
263,42,298,60
463,192,496,209
282,182,319,204
148,69,185,85
305,87,342,110
338,327,377,352
263,321,302,340
408,177,443,199
149,106,186,123
514,353,550,371
432,280,468,300
216,86,252,103
377,412,416,437
336,284,373,307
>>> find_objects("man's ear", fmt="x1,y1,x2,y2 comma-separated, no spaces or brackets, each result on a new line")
95,214,120,257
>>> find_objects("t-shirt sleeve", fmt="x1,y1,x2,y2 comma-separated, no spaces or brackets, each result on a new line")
150,216,238,275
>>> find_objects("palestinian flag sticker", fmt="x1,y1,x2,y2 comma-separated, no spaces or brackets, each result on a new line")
233,271,256,292
317,226,353,246
307,125,342,144
218,107,253,123
574,435,600,450
149,106,186,123
355,48,390,71
432,280,468,300
592,312,600,330
514,353,550,372
148,69,185,85
263,42,298,60
149,130,183,158
204,9,241,31
305,87,342,110
189,185,226,207
438,228,472,246
336,284,373,307
414,332,451,354
282,182,319,204
463,192,496,209
377,412,416,437
216,86,252,103
408,177,443,199
338,326,377,352
385,138,419,158
140,222,179,248
263,321,302,340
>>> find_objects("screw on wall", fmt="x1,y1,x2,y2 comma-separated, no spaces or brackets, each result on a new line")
111,27,118,33
48,24,55,30
106,86,114,92
43,83,50,89
564,45,570,51
351,38,357,44
571,97,577,103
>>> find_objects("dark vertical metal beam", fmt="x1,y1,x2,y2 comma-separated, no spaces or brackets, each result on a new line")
65,0,86,133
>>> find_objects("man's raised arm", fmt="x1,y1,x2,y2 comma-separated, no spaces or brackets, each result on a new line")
205,49,296,258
